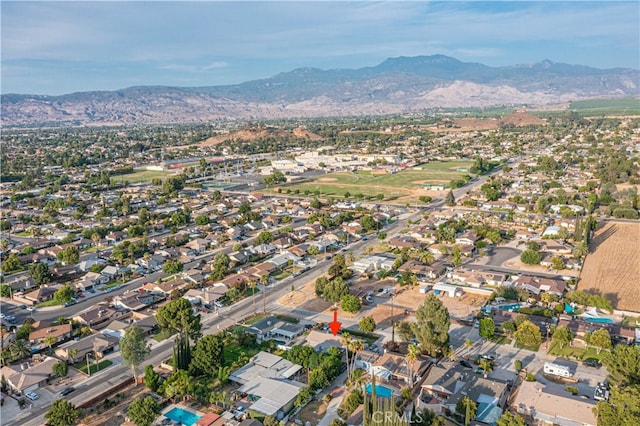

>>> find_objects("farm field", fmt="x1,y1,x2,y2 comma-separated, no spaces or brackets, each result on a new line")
272,161,473,202
578,222,640,312
119,168,177,183
568,97,640,115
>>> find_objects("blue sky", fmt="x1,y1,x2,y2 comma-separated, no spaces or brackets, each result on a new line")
2,1,639,95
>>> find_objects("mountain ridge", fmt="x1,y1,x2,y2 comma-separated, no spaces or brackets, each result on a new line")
2,55,639,126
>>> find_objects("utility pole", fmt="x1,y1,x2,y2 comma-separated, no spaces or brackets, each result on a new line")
391,293,396,343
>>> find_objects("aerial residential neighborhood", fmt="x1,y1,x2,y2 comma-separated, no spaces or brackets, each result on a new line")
1,2,640,426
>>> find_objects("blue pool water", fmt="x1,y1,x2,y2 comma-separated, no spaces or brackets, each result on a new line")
366,383,394,398
497,303,521,311
165,407,202,426
583,317,615,324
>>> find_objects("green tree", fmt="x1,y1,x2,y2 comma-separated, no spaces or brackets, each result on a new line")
359,316,376,333
45,400,80,426
496,411,527,426
162,259,183,274
52,360,68,377
0,284,12,298
456,396,477,426
57,246,79,265
590,329,612,354
478,318,495,340
127,396,160,426
514,320,542,349
163,370,193,401
173,333,191,371
189,334,224,377
54,285,75,304
445,190,455,206
341,294,361,313
551,256,565,271
29,262,52,286
321,277,350,303
411,294,450,356
604,345,640,386
520,249,542,265
144,365,162,392
156,298,202,340
256,231,275,244
194,215,210,226
595,384,640,426
120,324,150,380
210,252,230,281
552,325,573,349
1,253,21,273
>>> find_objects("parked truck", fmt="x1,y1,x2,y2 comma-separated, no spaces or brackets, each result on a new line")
543,362,573,378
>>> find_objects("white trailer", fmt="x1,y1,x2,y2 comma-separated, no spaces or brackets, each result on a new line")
543,362,573,378
433,282,463,298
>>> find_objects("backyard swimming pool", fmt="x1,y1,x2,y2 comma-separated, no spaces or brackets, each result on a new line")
583,317,615,324
366,383,394,398
164,406,202,426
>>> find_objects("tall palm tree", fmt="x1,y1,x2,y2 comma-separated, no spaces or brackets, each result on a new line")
260,275,269,314
479,359,493,378
248,280,257,315
91,233,100,251
341,332,352,381
10,339,31,360
44,336,58,354
67,348,78,364
406,344,420,388
349,339,365,379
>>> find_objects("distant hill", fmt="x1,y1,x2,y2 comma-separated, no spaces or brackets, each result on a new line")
2,55,639,126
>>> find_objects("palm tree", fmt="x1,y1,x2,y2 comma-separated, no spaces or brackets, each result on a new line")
406,344,420,388
67,348,78,364
91,233,100,251
44,336,58,354
10,339,31,360
349,339,365,379
248,280,257,315
341,333,352,381
419,250,435,265
479,359,493,378
260,275,269,314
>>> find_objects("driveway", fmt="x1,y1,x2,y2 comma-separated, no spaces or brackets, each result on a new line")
485,247,521,267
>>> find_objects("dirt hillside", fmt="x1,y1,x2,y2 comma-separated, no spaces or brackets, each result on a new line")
578,222,640,312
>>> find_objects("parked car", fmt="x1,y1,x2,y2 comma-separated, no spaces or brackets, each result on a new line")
63,300,77,307
60,387,75,396
25,391,39,401
459,360,473,369
18,304,27,310
26,306,36,312
584,359,601,368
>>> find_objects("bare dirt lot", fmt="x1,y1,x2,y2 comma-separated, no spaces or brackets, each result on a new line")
579,222,640,312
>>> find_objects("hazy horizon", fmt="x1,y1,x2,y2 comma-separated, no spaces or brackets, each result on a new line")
2,1,639,96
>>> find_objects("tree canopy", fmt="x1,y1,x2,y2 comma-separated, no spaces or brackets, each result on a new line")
120,324,150,380
411,294,450,356
156,298,202,340
189,334,225,377
45,400,80,426
127,396,160,426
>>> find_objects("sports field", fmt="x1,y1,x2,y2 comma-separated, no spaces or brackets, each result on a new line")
272,161,473,202
119,169,176,183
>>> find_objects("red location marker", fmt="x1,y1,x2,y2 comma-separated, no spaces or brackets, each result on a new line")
329,311,342,336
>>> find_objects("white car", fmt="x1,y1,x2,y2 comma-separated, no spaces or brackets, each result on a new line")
25,391,39,401
27,306,36,312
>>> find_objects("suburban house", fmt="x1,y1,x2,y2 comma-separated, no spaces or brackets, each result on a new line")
76,271,109,291
54,333,120,364
370,352,429,386
0,357,59,394
183,287,227,307
418,360,508,424
245,317,306,343
102,313,158,339
304,330,343,352
513,380,596,426
73,305,131,330
512,275,567,296
23,286,57,304
6,275,38,293
228,351,305,418
455,230,480,246
29,321,73,351
350,255,395,275
398,260,447,281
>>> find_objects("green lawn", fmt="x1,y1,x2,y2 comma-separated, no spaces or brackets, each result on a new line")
245,314,267,325
344,330,379,346
272,270,292,280
548,342,609,362
266,161,474,201
151,328,176,342
35,299,62,308
223,342,262,367
119,169,177,183
275,314,299,324
514,342,541,352
488,334,512,345
75,359,113,375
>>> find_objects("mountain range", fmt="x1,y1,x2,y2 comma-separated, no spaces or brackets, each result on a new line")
2,55,639,126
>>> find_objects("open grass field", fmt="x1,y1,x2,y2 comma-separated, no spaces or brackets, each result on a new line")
119,168,177,183
272,160,473,202
569,97,640,115
579,222,640,312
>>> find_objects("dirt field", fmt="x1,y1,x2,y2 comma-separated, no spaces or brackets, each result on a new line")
579,222,640,312
503,257,580,277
